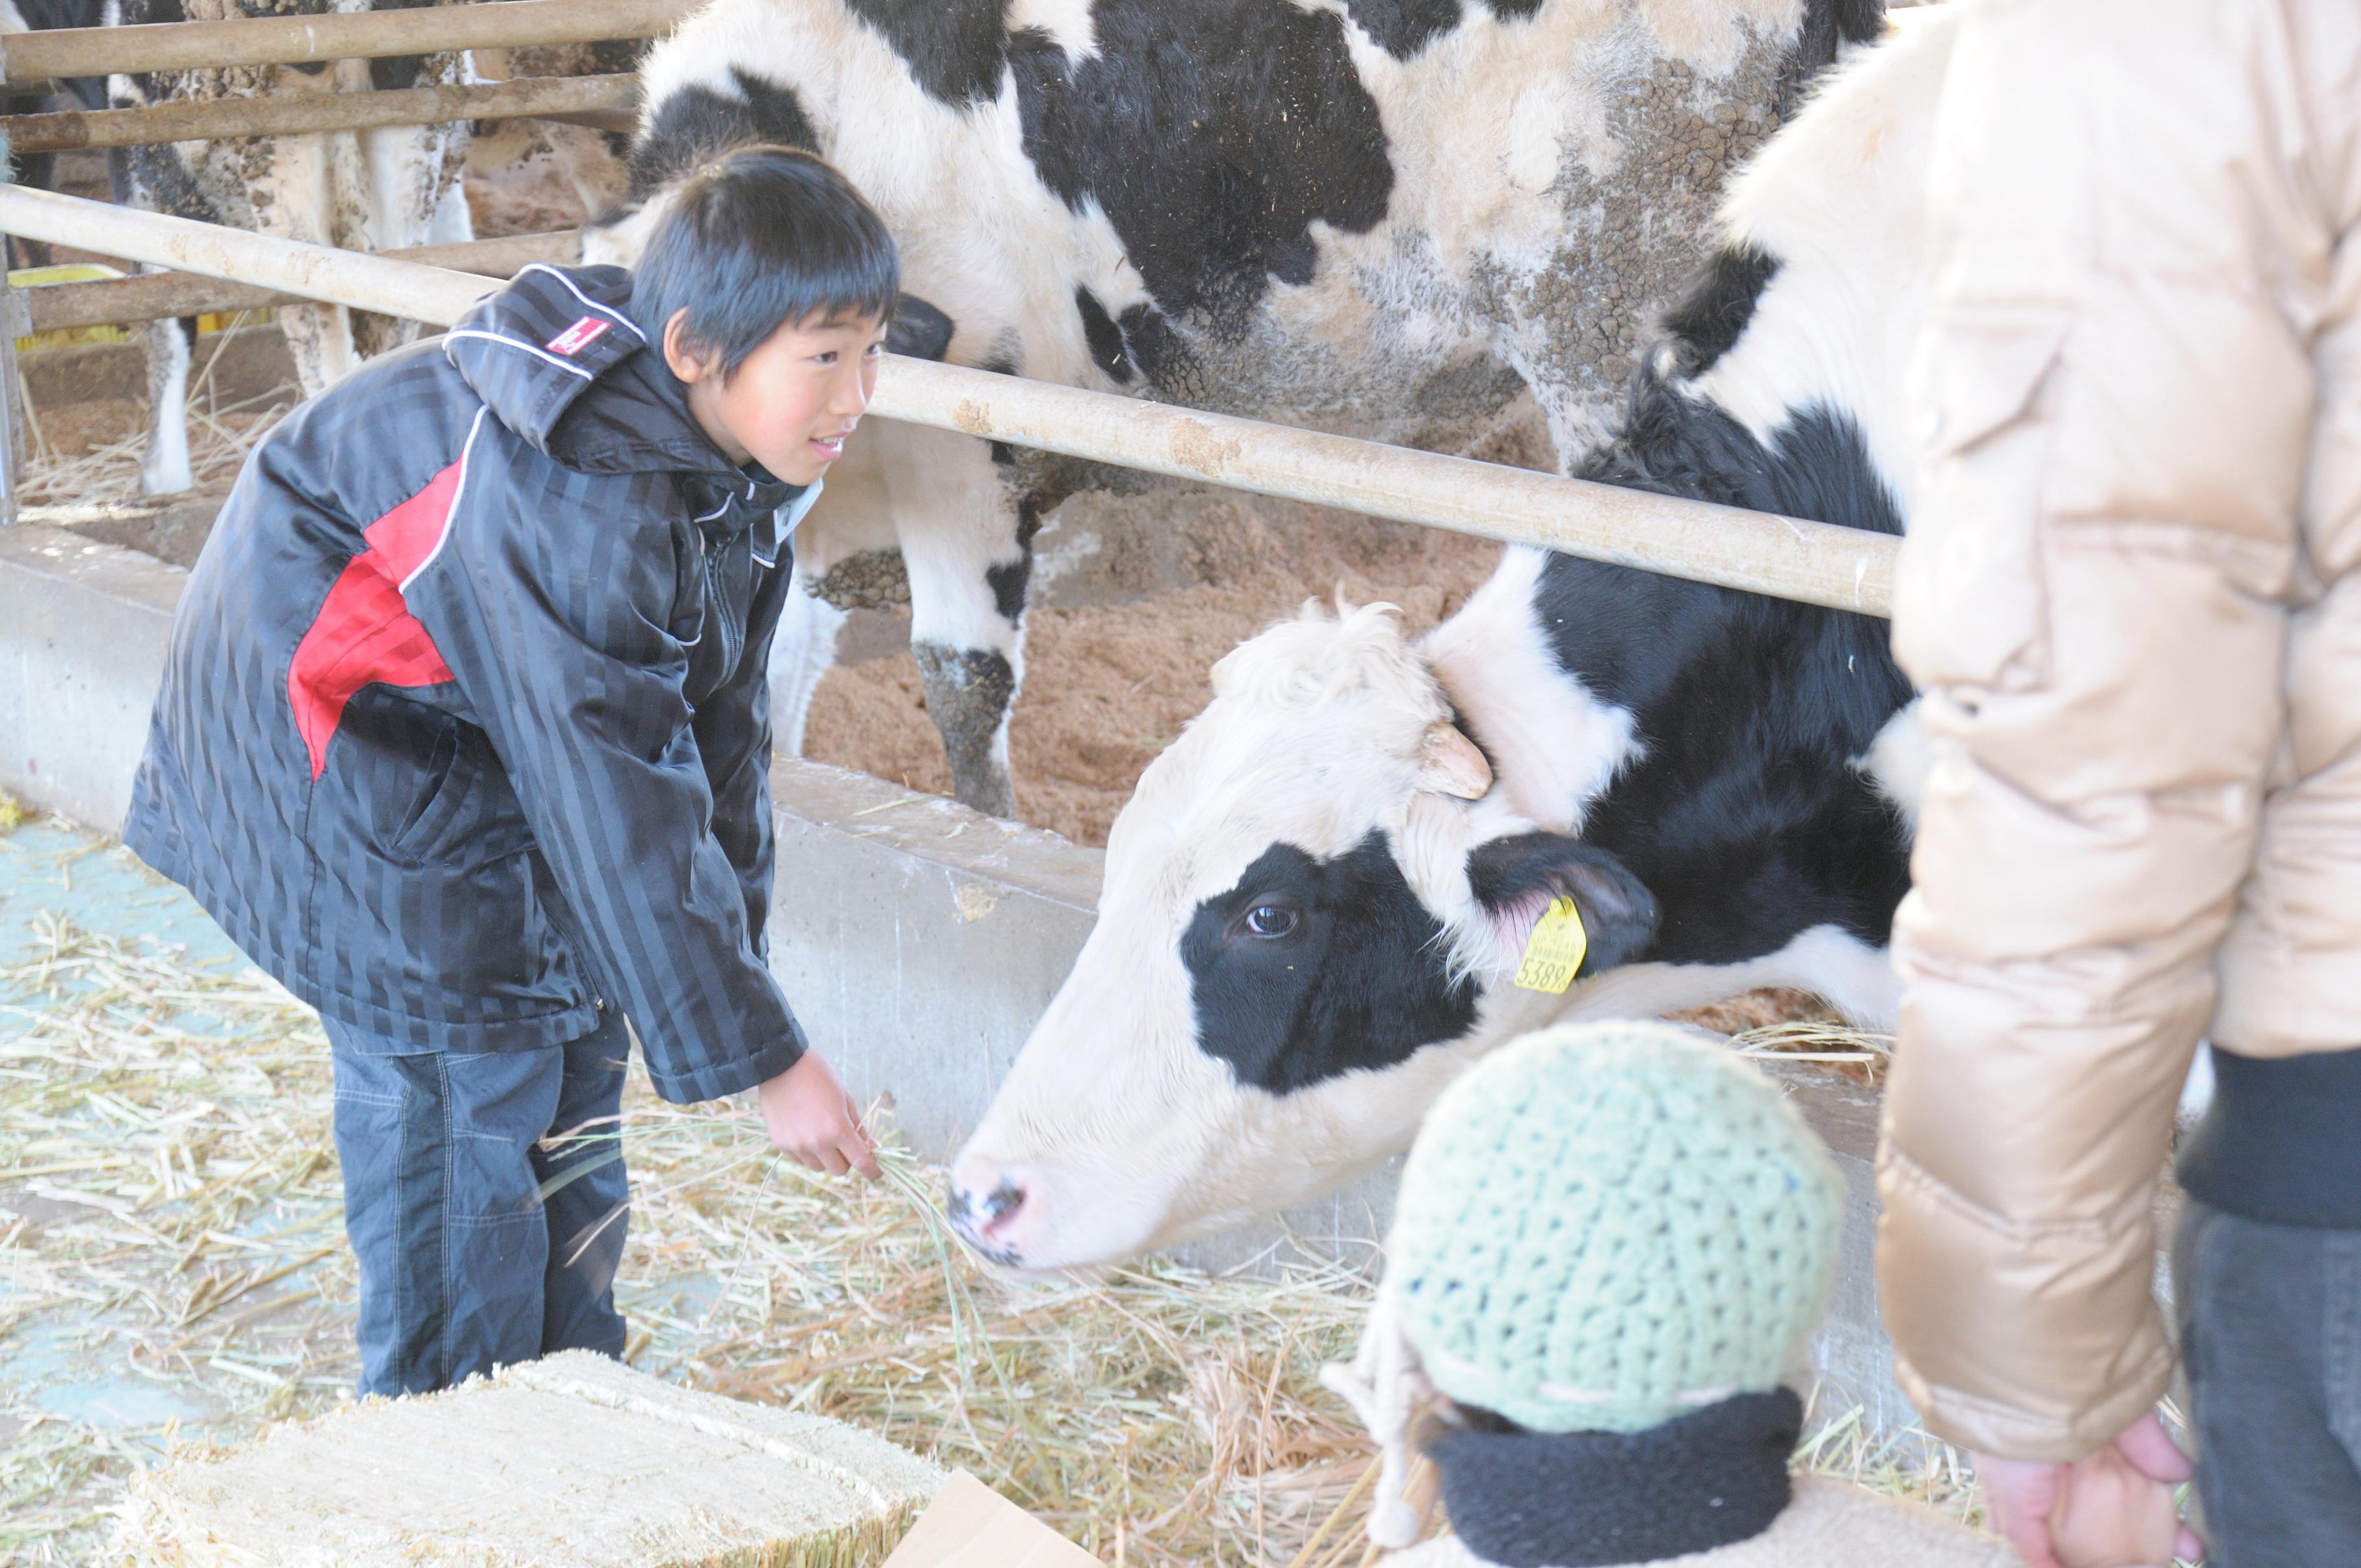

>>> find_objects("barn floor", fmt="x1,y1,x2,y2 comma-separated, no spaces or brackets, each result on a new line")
0,809,1382,1566
0,804,1981,1565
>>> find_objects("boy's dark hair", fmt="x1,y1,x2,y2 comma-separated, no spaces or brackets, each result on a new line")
630,144,900,378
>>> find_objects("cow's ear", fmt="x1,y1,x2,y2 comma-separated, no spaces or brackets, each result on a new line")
886,293,955,361
1464,832,1657,976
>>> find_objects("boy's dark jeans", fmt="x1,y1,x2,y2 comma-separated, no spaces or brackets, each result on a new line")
2173,1199,2361,1565
326,1011,632,1396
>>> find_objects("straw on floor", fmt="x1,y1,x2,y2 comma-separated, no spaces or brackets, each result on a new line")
0,812,1978,1567
14,319,292,508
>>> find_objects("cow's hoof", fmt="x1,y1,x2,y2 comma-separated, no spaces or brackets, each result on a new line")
913,641,1018,818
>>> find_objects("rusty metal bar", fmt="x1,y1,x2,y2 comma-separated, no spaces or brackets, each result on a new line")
0,0,692,85
1,74,635,153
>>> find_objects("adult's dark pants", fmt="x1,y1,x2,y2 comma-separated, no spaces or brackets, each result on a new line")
326,1009,631,1397
2173,1200,2361,1566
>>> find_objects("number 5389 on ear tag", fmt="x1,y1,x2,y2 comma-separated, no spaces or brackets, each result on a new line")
1512,897,1588,994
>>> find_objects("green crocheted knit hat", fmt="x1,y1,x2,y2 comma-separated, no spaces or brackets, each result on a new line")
1384,1020,1843,1435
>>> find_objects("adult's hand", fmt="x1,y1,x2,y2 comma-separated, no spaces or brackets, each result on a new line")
757,1049,880,1179
1975,1411,2202,1567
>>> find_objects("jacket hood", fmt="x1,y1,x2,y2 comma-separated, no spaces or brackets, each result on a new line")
444,265,744,482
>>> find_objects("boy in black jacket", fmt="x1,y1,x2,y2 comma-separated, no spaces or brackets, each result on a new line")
125,146,909,1395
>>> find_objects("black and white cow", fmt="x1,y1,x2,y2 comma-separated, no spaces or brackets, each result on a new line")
3,0,477,495
591,0,1889,817
944,6,1956,1269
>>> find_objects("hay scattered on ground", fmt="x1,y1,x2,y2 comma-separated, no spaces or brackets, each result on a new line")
14,321,292,509
1678,988,1893,1086
3,818,1978,1566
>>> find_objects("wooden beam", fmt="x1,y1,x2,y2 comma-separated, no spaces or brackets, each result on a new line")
0,74,635,154
0,0,694,85
21,231,580,332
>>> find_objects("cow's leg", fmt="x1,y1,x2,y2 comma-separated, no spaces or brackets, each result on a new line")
137,312,194,496
261,121,362,396
424,171,474,247
767,566,848,758
887,426,1032,818
106,150,198,495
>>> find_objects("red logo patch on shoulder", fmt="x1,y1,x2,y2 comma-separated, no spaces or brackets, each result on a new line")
546,315,612,356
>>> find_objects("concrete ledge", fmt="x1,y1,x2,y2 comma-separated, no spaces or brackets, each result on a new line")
0,524,1919,1426
0,525,186,828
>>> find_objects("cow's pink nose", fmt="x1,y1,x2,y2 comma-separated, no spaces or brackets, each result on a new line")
947,1175,1027,1258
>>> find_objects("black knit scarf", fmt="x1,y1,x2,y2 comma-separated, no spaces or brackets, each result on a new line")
1426,1387,1803,1567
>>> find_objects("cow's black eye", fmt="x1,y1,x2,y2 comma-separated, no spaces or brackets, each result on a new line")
1242,903,1299,938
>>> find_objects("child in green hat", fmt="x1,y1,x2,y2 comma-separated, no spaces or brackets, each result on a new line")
1323,1019,2034,1567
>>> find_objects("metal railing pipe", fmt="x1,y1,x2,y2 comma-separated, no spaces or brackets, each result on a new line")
21,230,580,332
0,186,1899,617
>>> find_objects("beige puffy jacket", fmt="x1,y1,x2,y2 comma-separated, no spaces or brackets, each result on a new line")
1879,0,2361,1459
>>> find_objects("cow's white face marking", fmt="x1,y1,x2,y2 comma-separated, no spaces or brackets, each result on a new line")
950,602,1657,1267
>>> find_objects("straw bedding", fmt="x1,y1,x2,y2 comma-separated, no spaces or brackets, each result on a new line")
13,323,293,512
0,808,1976,1565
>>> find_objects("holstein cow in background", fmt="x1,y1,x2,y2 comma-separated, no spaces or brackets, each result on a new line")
591,0,1889,817
947,6,1956,1269
3,0,477,495
0,1,108,269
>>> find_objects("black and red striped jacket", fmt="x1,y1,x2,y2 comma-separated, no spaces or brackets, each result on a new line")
125,265,820,1102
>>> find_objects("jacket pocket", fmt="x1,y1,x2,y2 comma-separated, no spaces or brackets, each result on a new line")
1915,308,2070,459
389,722,534,870
1893,308,2073,694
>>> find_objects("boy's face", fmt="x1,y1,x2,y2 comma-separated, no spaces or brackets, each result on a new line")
664,308,887,487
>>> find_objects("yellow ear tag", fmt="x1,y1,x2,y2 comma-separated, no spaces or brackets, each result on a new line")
1511,897,1588,994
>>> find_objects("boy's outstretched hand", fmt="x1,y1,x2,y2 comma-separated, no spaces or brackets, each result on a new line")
758,1050,879,1179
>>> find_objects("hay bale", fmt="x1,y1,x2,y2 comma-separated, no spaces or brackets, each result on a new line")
117,1351,945,1567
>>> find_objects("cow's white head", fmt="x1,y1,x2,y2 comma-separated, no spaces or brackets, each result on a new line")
948,601,1657,1268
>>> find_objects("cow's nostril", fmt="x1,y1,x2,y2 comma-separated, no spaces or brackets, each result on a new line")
979,1179,1025,1229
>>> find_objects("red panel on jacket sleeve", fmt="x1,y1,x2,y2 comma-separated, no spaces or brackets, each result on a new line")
286,454,467,779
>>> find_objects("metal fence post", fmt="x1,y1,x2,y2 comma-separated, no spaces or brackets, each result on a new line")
0,122,21,528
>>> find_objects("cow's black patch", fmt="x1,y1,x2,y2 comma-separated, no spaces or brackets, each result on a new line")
363,0,436,93
1463,832,1660,976
1343,0,1545,56
1660,245,1778,376
984,499,1045,626
1115,302,1194,389
1011,0,1393,337
624,69,819,198
1182,832,1477,1094
1539,380,1913,968
886,292,957,361
843,0,1010,108
979,356,1021,467
1074,286,1135,384
1782,0,1886,106
1340,0,1461,58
